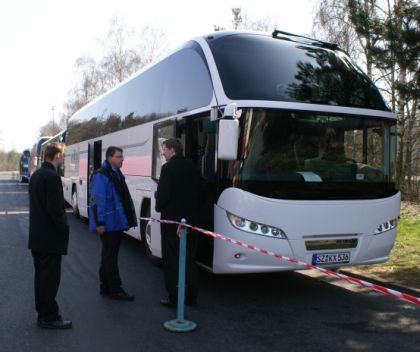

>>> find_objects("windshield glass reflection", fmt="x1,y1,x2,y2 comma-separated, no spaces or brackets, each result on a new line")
222,109,397,200
209,34,389,110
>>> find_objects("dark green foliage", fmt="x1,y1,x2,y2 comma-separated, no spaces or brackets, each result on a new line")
347,0,419,199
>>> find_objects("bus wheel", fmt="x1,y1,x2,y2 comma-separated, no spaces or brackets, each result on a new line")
140,208,161,265
72,191,80,218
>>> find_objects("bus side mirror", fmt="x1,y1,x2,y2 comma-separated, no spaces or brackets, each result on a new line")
218,118,239,160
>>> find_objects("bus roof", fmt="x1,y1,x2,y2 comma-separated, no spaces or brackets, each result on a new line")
67,30,392,140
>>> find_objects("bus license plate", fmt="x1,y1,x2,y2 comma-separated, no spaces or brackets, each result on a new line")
312,252,350,265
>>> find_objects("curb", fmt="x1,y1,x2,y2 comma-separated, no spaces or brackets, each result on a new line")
339,270,420,299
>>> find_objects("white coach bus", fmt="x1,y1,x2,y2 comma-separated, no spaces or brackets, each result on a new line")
63,30,399,273
39,130,67,176
30,135,53,174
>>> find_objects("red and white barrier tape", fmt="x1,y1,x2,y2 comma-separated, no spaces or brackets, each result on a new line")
141,217,420,306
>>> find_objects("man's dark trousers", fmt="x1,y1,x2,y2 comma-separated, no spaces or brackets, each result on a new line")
161,223,198,303
99,231,122,292
32,251,62,322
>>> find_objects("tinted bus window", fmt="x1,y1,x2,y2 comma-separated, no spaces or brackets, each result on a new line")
67,45,213,146
208,34,389,111
219,108,397,200
161,48,213,115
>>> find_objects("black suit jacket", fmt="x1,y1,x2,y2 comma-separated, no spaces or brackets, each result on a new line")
28,162,69,254
155,155,203,226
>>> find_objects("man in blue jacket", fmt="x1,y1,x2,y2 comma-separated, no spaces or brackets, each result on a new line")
89,146,137,301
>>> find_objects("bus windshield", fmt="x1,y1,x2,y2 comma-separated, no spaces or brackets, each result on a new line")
208,34,389,110
222,109,397,200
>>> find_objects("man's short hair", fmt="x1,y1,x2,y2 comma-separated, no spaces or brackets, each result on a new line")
44,143,64,162
106,146,123,159
162,138,183,155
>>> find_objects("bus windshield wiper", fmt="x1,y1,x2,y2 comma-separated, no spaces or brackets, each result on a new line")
272,29,338,50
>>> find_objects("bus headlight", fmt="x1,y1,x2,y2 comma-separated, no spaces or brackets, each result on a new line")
375,218,397,235
227,212,287,239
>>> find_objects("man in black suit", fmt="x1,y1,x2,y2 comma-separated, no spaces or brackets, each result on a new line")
28,143,71,329
155,138,203,307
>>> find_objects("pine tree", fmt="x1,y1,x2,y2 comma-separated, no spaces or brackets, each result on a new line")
348,0,419,197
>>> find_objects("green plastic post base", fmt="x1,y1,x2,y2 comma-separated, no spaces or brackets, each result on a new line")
163,319,197,332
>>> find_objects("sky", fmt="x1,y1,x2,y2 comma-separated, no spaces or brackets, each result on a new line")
0,0,315,152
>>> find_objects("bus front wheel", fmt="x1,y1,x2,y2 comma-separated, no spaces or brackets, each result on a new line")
140,207,161,265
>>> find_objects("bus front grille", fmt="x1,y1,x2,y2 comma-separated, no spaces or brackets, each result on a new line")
305,239,358,251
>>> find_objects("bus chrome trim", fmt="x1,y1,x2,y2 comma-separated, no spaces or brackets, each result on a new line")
226,100,396,119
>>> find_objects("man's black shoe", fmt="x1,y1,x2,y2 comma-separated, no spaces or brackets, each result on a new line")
160,297,176,307
37,319,72,329
109,289,135,301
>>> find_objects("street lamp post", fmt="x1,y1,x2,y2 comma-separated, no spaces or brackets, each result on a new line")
52,106,55,130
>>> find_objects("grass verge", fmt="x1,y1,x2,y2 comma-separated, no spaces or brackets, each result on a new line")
343,202,420,290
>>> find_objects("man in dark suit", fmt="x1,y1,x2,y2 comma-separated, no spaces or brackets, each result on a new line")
28,143,71,329
155,138,203,307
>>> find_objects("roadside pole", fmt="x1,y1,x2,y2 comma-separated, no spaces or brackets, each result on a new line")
163,219,197,332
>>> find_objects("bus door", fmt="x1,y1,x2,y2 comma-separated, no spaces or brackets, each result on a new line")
87,140,102,207
180,114,216,268
181,115,216,181
150,119,176,256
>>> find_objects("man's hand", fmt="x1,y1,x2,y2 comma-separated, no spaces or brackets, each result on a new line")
96,225,105,235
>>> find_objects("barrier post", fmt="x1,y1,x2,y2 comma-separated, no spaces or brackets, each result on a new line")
163,219,197,332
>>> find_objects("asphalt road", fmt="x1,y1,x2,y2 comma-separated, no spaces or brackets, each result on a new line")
0,172,419,352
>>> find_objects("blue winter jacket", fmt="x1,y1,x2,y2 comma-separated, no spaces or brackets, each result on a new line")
89,161,130,233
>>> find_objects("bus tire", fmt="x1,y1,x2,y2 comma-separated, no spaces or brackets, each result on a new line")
72,189,80,219
140,205,161,265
